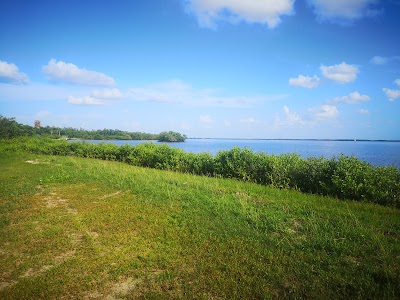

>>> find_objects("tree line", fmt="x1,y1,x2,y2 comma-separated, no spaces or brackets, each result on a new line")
0,116,186,142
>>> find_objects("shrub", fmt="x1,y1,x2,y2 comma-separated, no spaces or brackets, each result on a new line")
4,137,399,208
332,155,400,207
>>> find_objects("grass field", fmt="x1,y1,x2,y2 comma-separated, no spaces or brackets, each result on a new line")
0,151,399,299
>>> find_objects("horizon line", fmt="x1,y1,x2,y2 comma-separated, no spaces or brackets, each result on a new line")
187,138,400,142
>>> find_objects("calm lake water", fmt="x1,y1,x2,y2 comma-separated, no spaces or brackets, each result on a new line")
76,139,400,169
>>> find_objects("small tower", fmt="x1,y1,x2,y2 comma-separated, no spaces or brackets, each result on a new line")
34,120,41,128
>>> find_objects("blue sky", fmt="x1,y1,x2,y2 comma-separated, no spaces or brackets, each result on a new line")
1,0,399,139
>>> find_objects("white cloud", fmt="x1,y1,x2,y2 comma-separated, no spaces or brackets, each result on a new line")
320,62,358,83
309,105,338,120
240,117,257,124
199,115,213,124
67,96,110,106
275,104,340,129
370,56,388,65
383,88,400,101
358,109,369,115
91,88,123,99
185,0,294,28
0,60,29,84
307,0,380,23
289,75,320,88
332,91,370,104
274,105,305,128
0,82,85,101
395,79,400,87
128,79,282,107
283,105,305,126
67,88,123,106
42,59,115,86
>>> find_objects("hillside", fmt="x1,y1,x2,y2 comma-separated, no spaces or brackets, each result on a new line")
0,151,399,299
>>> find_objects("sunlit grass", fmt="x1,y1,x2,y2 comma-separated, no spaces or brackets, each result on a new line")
0,152,399,299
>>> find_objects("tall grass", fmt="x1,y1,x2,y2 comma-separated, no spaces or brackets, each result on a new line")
2,137,399,208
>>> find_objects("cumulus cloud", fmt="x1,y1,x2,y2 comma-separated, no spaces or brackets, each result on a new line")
307,0,380,23
67,96,111,106
185,0,295,28
128,79,283,107
289,75,320,88
0,60,29,84
43,59,115,86
283,105,305,125
309,105,338,120
395,79,400,87
274,105,305,128
332,91,370,104
275,104,339,129
383,88,400,101
320,62,358,83
358,109,369,115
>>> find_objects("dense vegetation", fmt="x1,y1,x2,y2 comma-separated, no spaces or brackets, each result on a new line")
0,116,186,142
0,150,399,299
158,131,187,142
2,137,399,208
0,116,34,138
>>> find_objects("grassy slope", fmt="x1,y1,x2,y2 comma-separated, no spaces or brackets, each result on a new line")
0,151,399,299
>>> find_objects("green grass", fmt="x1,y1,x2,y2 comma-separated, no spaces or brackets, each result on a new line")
0,151,399,299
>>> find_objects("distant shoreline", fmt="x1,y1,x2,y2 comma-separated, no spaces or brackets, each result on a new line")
67,137,400,143
187,138,400,142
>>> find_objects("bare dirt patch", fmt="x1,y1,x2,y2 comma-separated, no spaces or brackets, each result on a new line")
44,196,68,208
84,270,164,300
25,160,49,165
42,194,78,214
108,277,141,299
82,277,140,300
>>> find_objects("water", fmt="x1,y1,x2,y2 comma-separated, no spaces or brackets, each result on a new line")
72,139,400,169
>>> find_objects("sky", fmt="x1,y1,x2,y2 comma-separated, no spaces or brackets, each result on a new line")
0,0,400,139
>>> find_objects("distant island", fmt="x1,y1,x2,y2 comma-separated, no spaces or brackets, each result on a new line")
0,116,187,142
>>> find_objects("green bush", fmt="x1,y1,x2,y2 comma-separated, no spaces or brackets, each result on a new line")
332,155,400,207
2,137,399,208
184,152,215,176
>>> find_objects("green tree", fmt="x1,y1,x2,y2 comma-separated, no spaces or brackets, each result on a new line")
158,131,187,142
0,116,34,138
